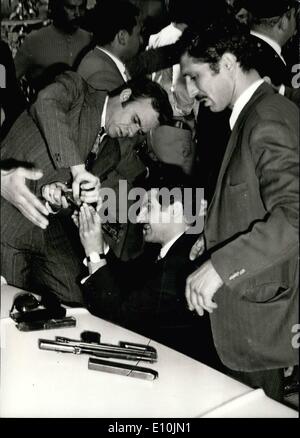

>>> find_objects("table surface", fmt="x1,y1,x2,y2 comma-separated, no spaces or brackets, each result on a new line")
0,285,297,418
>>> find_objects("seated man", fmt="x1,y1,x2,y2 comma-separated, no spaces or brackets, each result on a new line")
69,167,222,368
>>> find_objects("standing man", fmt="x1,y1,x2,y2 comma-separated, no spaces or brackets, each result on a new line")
181,20,299,401
14,0,92,91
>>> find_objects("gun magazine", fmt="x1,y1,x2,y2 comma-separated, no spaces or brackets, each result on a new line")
88,357,158,381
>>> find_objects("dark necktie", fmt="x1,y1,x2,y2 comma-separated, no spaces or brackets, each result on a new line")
85,127,106,171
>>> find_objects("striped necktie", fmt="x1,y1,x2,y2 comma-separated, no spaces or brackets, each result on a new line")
85,127,106,171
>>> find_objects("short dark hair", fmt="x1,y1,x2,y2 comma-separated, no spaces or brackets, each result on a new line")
89,0,140,45
109,77,173,125
181,18,257,73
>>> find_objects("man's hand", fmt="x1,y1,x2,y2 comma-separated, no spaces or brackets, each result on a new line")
185,259,224,316
41,182,69,209
189,233,205,260
78,203,104,256
1,167,49,229
71,164,101,207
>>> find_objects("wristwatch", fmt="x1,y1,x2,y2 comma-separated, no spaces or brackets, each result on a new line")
86,252,106,263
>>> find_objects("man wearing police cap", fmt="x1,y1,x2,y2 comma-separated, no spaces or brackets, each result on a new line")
246,0,299,103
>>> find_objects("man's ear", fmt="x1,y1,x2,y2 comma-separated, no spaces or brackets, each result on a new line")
220,53,237,72
120,88,132,103
278,12,290,32
117,29,129,46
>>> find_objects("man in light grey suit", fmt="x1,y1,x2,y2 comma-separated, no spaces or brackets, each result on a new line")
77,0,142,89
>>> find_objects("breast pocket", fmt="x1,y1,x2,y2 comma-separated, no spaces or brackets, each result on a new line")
222,182,251,234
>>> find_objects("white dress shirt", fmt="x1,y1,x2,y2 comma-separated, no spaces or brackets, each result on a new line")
229,79,265,130
101,95,108,132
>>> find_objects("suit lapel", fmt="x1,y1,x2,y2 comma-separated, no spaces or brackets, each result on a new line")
78,88,106,159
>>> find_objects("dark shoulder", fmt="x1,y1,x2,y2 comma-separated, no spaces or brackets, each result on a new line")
255,93,298,123
246,85,299,125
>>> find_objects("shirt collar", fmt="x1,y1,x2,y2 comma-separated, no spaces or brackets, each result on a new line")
250,30,286,64
96,46,129,82
101,96,109,130
229,79,264,130
159,231,185,260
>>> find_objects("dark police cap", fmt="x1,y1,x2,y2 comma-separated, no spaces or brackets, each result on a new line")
245,0,298,18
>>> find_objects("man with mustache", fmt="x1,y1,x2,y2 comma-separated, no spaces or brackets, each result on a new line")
181,19,299,401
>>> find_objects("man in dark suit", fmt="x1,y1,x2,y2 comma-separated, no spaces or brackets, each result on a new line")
0,72,172,305
70,168,222,368
246,0,300,104
181,20,299,401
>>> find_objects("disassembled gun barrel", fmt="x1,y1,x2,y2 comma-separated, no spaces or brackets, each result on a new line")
38,336,157,363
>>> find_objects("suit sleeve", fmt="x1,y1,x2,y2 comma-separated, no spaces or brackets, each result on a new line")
81,255,157,326
211,103,299,288
81,264,124,322
29,71,85,168
126,43,179,78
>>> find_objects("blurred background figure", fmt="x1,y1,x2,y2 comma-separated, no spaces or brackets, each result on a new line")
147,0,196,118
77,0,142,89
0,40,27,140
13,0,92,92
232,0,251,26
245,0,299,101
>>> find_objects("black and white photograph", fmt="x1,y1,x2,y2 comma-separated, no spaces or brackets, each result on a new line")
0,0,299,423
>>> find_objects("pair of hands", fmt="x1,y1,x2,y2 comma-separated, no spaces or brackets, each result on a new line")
0,164,101,230
42,165,101,211
72,203,105,257
186,234,224,317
